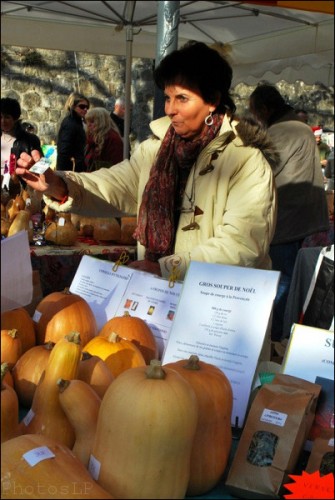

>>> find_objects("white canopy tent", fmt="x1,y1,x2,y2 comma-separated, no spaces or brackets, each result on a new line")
2,1,334,86
1,1,334,155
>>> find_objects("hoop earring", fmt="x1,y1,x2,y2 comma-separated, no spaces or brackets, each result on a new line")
205,111,214,126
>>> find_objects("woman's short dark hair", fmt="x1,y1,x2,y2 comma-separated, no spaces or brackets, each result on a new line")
1,97,21,120
154,41,236,114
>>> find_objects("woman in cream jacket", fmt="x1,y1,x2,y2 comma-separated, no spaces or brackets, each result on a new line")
16,42,278,280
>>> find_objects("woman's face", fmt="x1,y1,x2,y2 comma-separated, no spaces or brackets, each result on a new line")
164,85,215,140
86,117,96,134
73,100,89,119
1,113,17,134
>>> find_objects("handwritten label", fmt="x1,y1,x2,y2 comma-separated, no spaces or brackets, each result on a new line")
23,446,55,467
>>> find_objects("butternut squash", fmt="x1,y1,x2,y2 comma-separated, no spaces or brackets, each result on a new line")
90,360,198,499
1,433,114,498
19,333,82,448
58,378,101,467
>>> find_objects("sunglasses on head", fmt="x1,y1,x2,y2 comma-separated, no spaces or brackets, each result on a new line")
77,104,89,110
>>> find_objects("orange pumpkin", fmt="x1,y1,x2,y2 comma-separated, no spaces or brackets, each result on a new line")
84,332,146,378
1,329,22,370
1,307,36,354
33,289,98,347
1,363,19,444
98,312,159,364
78,352,114,399
164,354,233,496
12,341,55,408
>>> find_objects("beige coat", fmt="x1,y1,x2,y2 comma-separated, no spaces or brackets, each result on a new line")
45,115,277,279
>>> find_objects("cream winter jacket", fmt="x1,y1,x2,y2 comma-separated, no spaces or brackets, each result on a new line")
45,114,278,279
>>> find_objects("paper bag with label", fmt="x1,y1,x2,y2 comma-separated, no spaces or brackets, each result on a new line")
225,374,321,499
305,428,334,476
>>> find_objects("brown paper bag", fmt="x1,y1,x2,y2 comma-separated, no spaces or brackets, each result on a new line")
225,374,321,499
305,428,334,475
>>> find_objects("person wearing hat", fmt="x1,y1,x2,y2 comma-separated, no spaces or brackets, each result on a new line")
313,126,331,170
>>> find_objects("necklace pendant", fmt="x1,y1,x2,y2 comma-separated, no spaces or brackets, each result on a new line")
182,221,200,231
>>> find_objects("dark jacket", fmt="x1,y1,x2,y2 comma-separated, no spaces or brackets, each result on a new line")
110,112,124,137
3,123,43,194
267,110,329,244
9,123,43,160
56,112,86,172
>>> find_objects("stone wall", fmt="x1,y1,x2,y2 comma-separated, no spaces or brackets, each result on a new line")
1,45,334,148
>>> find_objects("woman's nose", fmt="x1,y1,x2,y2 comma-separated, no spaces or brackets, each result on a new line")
165,101,176,116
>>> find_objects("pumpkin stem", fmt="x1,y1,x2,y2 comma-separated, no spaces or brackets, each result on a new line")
146,359,166,380
7,328,19,339
184,354,201,371
57,378,71,393
1,362,9,385
108,332,121,343
43,341,55,351
123,311,131,317
65,332,81,344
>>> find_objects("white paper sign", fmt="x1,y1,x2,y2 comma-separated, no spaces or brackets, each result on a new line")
162,261,280,428
1,230,33,313
282,323,334,382
70,255,182,355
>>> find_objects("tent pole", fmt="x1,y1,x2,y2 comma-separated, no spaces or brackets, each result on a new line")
124,24,133,159
153,1,180,119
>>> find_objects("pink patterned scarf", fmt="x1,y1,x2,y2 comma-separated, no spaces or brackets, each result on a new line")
134,114,223,260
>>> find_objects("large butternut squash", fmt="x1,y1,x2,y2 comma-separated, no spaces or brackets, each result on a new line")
90,360,198,499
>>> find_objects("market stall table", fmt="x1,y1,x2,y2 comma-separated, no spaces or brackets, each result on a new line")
30,237,137,296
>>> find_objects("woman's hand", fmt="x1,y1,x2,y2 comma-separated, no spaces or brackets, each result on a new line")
128,259,161,276
16,150,52,193
16,150,68,200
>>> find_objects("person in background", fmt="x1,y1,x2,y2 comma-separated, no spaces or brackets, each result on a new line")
312,126,331,170
1,97,43,193
56,92,90,172
249,84,329,341
17,41,278,287
110,97,126,137
84,107,123,171
295,108,309,124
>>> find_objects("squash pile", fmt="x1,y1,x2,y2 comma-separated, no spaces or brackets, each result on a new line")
1,290,233,499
